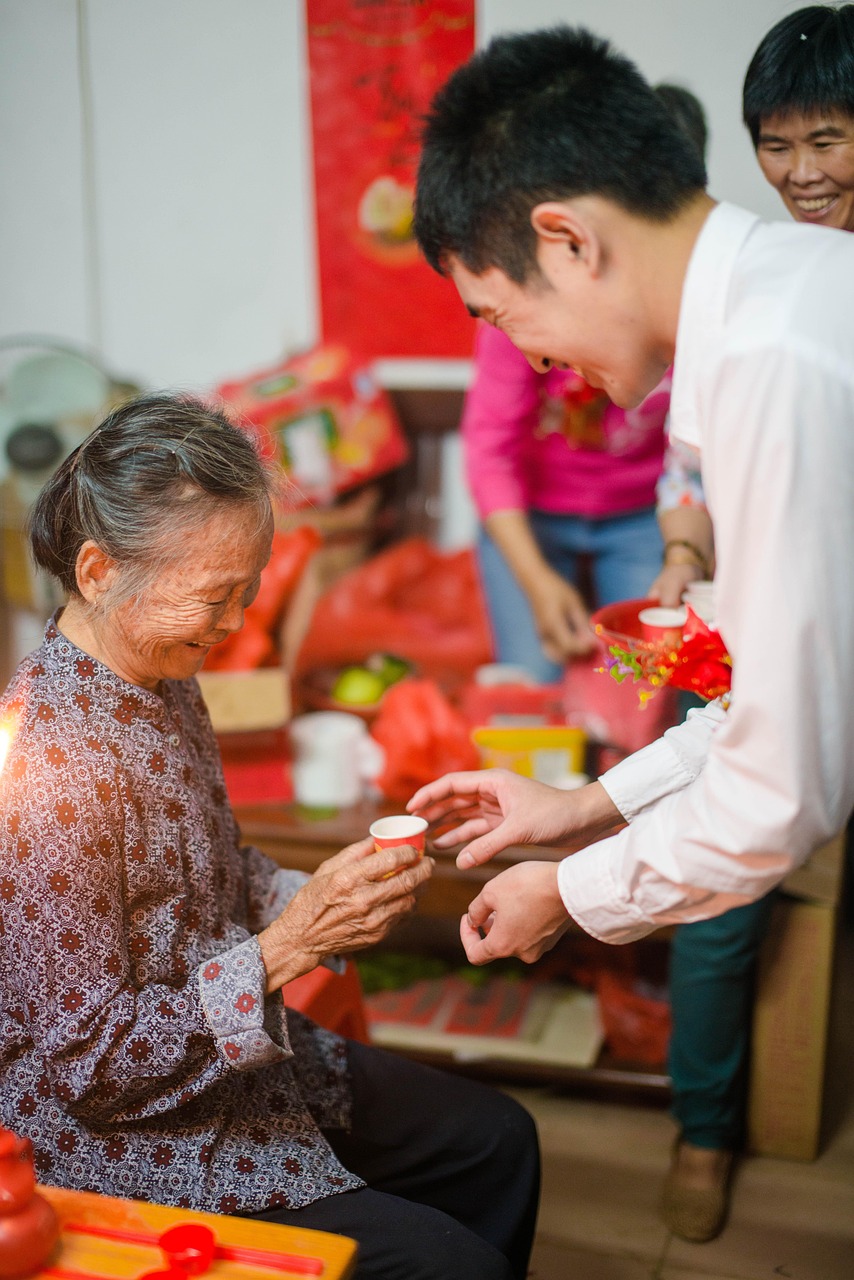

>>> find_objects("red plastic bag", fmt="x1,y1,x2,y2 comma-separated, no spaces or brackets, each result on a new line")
596,970,672,1067
370,678,480,801
295,537,493,682
562,654,680,762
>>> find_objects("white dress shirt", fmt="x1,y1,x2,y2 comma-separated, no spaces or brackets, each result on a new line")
559,203,854,943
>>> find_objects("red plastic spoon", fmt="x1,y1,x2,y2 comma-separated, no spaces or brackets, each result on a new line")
159,1223,216,1274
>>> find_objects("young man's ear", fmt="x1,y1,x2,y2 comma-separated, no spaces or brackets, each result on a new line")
530,201,602,275
75,540,118,604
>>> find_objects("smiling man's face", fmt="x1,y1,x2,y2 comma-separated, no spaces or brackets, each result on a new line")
757,109,854,231
447,250,669,410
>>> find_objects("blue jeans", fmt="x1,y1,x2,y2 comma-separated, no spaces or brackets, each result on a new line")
477,506,663,683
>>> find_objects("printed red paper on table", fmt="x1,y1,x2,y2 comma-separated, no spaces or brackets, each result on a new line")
306,0,476,357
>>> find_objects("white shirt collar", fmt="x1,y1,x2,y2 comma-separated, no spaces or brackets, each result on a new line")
669,202,760,449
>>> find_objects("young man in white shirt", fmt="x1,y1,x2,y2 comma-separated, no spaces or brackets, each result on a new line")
408,21,854,1215
411,19,854,950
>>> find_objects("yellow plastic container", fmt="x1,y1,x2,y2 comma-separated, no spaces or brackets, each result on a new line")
471,725,587,783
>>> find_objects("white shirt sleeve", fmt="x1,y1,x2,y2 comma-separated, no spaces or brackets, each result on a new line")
599,698,727,821
560,344,854,943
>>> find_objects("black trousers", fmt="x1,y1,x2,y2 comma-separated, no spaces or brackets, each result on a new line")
251,1038,541,1280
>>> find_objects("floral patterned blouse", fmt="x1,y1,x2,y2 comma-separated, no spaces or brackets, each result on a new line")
0,617,362,1213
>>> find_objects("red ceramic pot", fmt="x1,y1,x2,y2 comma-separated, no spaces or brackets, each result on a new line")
0,1128,59,1278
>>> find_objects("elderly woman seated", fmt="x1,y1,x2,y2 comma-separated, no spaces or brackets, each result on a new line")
0,394,539,1280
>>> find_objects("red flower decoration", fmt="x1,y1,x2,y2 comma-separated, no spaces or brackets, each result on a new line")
595,603,732,704
665,609,732,701
224,1042,241,1061
234,993,257,1015
203,961,222,982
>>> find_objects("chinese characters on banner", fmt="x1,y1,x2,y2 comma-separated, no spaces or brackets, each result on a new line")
306,0,475,358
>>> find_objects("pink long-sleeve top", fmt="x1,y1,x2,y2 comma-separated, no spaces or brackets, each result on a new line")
462,324,672,520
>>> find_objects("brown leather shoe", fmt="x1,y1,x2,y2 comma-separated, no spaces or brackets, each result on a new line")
660,1140,734,1242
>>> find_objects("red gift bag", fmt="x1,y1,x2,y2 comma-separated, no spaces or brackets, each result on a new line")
370,678,480,801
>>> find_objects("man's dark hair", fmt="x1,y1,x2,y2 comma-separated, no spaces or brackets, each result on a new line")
414,25,707,283
655,83,709,163
743,4,854,146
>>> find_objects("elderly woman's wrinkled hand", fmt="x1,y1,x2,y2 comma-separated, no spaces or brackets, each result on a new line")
258,838,433,992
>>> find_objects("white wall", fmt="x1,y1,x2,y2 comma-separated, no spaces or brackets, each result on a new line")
0,0,315,391
480,0,801,230
0,0,803,394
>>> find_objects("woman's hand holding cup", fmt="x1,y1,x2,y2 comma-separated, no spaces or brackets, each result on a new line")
369,815,428,876
259,834,433,992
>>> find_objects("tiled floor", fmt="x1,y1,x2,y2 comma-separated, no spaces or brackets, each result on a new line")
509,915,854,1280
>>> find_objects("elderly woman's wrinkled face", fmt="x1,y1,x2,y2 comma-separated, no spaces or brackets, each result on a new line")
108,505,274,690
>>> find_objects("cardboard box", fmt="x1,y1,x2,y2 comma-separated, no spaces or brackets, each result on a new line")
748,833,846,1160
196,668,291,734
777,829,846,907
198,670,293,806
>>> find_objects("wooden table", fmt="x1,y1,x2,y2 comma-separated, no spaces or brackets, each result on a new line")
35,1184,357,1279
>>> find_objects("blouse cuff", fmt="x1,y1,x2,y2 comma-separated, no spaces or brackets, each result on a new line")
599,737,695,823
198,936,292,1070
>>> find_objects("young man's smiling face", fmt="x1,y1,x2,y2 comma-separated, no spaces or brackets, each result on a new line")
447,232,670,410
756,109,854,231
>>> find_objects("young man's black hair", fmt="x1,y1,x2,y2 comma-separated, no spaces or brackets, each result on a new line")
414,25,706,283
742,3,854,145
654,82,709,163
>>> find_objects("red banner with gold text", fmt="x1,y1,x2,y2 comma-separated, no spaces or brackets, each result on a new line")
306,0,475,358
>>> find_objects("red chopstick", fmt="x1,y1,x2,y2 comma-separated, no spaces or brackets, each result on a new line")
63,1221,326,1275
215,1242,325,1273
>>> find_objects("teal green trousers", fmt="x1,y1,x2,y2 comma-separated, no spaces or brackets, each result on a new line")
669,890,777,1150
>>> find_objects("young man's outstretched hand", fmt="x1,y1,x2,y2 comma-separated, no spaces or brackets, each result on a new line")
407,770,625,964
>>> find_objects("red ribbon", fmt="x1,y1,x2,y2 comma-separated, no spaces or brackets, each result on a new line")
664,607,732,701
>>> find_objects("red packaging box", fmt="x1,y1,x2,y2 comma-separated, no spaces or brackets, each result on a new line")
216,343,409,508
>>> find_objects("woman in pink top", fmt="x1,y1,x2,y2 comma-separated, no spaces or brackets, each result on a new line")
463,322,700,681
